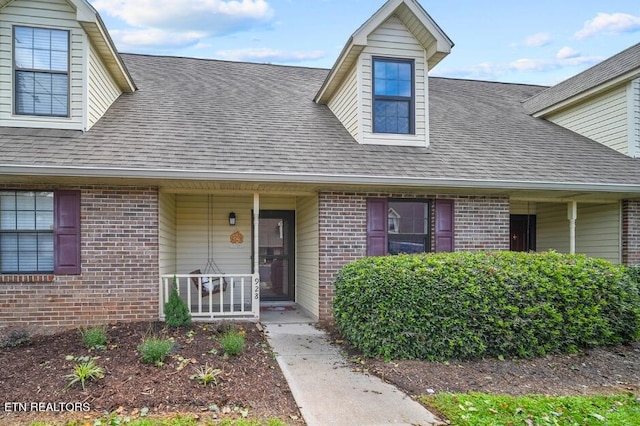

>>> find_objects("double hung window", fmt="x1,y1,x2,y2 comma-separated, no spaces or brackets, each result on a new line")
373,58,414,134
14,26,69,117
0,191,54,273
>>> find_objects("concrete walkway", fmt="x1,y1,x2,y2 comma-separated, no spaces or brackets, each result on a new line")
261,311,443,426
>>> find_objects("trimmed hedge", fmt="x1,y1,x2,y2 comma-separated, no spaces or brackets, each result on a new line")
333,251,640,361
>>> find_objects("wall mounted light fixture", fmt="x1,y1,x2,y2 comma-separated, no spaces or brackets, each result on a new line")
228,212,236,226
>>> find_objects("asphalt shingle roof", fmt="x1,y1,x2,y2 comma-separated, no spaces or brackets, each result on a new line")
523,42,640,115
1,53,639,187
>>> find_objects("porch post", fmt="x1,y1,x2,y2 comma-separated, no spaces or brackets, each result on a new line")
252,193,260,318
568,201,577,254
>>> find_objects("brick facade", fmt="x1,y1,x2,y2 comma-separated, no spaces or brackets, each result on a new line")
622,199,640,266
317,192,510,322
0,185,159,334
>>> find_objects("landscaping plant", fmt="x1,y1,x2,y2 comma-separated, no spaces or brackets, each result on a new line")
220,329,245,356
333,251,640,361
65,357,105,390
80,326,107,350
164,276,192,328
137,337,174,366
190,363,222,386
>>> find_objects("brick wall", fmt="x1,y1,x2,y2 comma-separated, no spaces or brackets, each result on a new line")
622,199,640,266
317,192,510,322
0,185,159,334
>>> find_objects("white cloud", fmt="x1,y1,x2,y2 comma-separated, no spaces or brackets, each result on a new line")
556,46,580,60
523,32,553,47
91,0,275,51
215,47,325,63
110,29,207,49
575,12,640,39
509,55,602,72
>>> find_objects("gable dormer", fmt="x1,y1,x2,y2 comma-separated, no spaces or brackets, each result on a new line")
0,0,135,131
315,0,452,148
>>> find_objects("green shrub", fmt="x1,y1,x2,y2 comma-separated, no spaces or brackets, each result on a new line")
164,276,192,328
0,329,30,349
80,326,107,350
333,251,640,361
138,338,174,366
220,330,245,356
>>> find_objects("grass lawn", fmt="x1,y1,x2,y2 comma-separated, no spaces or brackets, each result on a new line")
31,415,290,425
421,392,640,425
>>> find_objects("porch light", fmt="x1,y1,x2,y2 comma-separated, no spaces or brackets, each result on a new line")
228,212,236,226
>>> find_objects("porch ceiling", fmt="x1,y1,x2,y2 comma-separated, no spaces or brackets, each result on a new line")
2,174,639,203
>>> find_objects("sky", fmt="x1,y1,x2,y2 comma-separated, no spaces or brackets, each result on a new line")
89,0,640,86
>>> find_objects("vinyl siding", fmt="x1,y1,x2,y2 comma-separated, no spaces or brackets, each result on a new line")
159,192,177,277
510,200,537,215
547,85,629,155
630,78,640,157
296,195,319,319
0,0,85,130
360,15,428,147
87,42,120,129
327,63,359,141
537,202,621,263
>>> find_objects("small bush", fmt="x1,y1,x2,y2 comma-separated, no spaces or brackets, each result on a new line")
190,364,222,386
65,358,105,390
0,329,30,349
164,277,192,328
138,338,174,366
80,326,107,350
220,330,245,356
333,251,640,361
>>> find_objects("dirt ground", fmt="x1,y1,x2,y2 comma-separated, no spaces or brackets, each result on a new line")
0,321,303,425
1,321,639,425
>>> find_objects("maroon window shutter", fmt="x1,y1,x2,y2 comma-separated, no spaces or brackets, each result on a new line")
54,190,81,274
367,198,388,256
435,199,454,252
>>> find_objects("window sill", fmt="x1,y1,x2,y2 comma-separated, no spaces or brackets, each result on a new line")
0,274,55,283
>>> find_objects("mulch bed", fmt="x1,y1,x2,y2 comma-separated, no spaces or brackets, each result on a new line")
0,321,303,425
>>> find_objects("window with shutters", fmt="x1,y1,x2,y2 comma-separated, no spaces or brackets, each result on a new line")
0,190,81,275
13,26,69,117
367,197,454,256
0,191,54,273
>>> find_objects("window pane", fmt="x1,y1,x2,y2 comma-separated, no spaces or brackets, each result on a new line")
36,211,53,230
19,252,38,272
386,62,398,80
32,48,51,70
16,71,35,93
50,30,68,52
1,211,17,230
51,74,67,95
50,50,67,71
399,80,411,97
0,192,16,210
35,193,53,210
374,60,386,78
51,95,67,116
14,47,33,69
16,91,35,115
0,233,19,272
33,28,50,50
16,192,35,210
16,211,36,230
14,26,33,49
398,63,412,81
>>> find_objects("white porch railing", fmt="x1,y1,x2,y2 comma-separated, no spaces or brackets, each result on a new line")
160,273,260,320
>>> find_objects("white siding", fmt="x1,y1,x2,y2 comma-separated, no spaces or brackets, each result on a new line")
87,43,120,129
630,78,640,157
159,192,177,277
360,15,428,147
510,200,537,215
536,202,621,263
0,0,85,130
296,195,319,319
328,63,360,141
176,194,254,276
548,85,629,155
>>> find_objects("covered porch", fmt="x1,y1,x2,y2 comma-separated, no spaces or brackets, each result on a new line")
158,189,320,321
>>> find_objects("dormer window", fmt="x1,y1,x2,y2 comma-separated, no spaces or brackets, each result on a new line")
13,26,69,117
373,57,414,134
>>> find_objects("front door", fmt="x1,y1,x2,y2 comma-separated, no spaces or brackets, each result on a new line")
257,211,295,301
510,215,536,252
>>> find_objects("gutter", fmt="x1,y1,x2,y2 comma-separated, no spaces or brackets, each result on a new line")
2,164,640,194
